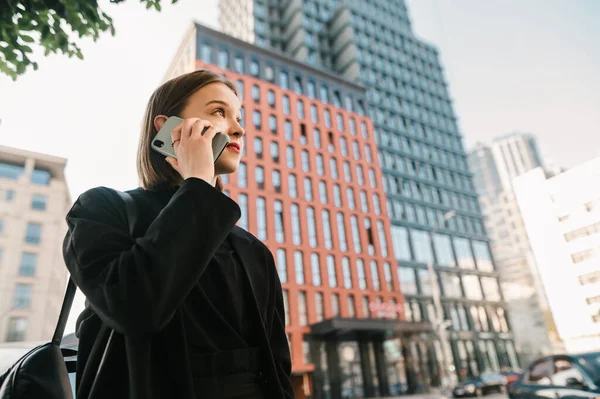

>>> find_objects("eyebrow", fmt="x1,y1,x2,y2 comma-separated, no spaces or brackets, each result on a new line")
205,100,242,117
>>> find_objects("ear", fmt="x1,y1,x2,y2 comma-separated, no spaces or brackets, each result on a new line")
154,115,168,132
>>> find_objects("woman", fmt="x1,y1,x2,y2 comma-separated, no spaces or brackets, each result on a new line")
63,70,293,399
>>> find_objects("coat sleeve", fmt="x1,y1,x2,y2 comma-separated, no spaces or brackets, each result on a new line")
63,178,240,335
265,246,294,399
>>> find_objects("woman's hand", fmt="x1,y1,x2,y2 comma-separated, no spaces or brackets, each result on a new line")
165,118,218,183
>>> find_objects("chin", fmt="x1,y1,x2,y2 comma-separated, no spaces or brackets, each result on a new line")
215,157,240,175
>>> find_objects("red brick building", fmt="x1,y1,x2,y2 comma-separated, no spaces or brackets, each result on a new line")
166,24,435,399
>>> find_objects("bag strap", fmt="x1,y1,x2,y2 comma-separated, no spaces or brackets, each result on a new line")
52,189,136,346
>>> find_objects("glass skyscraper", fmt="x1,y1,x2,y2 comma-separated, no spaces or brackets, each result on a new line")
218,0,520,396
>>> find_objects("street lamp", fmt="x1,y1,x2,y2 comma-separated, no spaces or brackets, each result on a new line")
428,210,457,393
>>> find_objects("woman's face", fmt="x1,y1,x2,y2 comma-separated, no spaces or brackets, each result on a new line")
180,82,244,175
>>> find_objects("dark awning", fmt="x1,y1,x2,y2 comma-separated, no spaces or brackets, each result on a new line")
310,317,433,338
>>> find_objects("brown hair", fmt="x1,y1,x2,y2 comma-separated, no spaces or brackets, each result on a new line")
137,69,238,191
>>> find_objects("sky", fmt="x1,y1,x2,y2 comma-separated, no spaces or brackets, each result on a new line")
0,0,598,333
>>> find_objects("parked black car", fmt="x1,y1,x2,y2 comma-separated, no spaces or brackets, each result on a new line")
508,352,600,399
453,372,507,397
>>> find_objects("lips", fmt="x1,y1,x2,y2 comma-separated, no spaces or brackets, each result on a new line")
227,142,241,151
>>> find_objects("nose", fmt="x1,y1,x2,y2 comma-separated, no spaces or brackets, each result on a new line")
227,119,245,139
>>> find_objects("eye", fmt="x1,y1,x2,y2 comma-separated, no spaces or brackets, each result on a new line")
213,108,225,117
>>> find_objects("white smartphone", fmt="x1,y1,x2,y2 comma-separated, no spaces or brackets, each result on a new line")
151,116,230,163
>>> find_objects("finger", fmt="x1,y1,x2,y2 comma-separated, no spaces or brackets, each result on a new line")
170,125,183,147
190,119,213,140
180,118,200,143
165,157,181,173
200,124,219,141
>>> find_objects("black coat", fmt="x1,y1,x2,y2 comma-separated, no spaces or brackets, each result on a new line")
63,178,293,398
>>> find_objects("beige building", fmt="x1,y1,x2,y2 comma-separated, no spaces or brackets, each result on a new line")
0,145,71,343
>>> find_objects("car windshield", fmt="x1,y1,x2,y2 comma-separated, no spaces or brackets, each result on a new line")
577,353,600,384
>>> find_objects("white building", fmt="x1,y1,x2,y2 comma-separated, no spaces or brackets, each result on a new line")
514,157,600,353
468,135,560,365
0,145,71,343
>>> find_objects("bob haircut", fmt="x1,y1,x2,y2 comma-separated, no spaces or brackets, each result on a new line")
137,69,238,192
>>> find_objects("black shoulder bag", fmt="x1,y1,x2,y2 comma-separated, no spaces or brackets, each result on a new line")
0,190,136,399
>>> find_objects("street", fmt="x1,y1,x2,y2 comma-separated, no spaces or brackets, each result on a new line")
366,392,509,399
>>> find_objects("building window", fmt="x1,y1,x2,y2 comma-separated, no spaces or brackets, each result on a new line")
329,158,338,179
284,120,293,140
313,129,321,148
356,259,367,289
320,85,329,103
234,55,244,73
319,181,328,204
5,317,27,342
257,197,267,240
289,173,297,198
383,262,393,291
19,253,37,277
454,237,475,269
398,267,417,295
368,169,377,188
373,194,381,215
31,194,47,211
316,155,325,176
473,241,494,272
254,138,263,159
273,170,281,193
6,189,15,201
341,257,353,289
283,95,291,115
250,58,259,76
304,178,313,201
336,213,348,252
315,292,324,321
301,150,310,172
24,223,41,245
277,249,287,283
218,48,228,69
462,274,483,300
418,269,432,295
433,234,455,267
298,292,308,326
322,210,333,250
200,43,211,62
307,81,316,98
297,99,305,119
331,294,340,317
237,162,247,188
279,71,289,89
269,115,277,134
294,251,305,284
252,110,262,129
307,207,318,248
346,188,356,210
310,105,318,123
265,63,274,81
324,109,332,127
349,118,357,135
377,221,388,256
291,204,302,245
362,296,370,318
360,191,368,213
336,114,344,132
311,253,321,286
352,141,360,160
238,194,248,230
441,273,462,298
365,145,373,163
274,200,285,243
360,122,368,139
13,284,32,308
286,146,295,168
256,166,264,190
326,255,337,287
370,261,381,290
343,162,352,183
481,277,502,301
410,229,433,264
282,290,290,326
251,85,260,102
350,216,362,254
235,80,244,99
347,295,356,318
